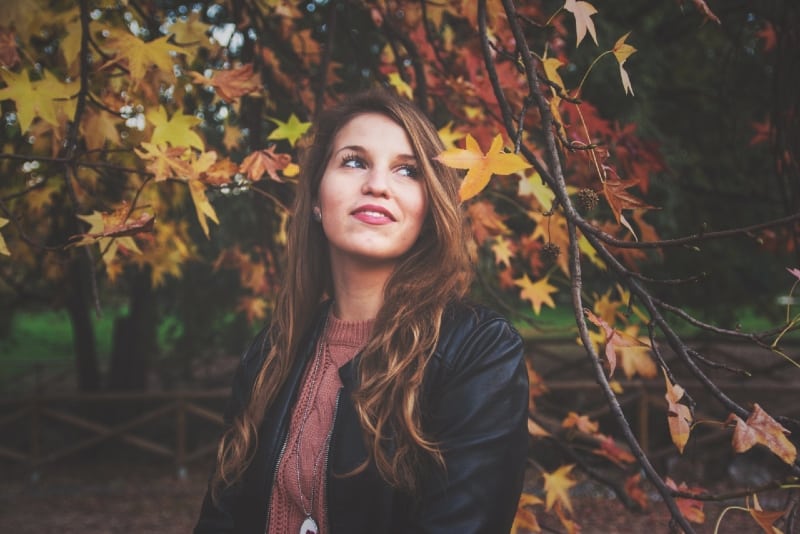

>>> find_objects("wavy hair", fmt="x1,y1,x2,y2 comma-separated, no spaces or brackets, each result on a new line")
212,88,473,497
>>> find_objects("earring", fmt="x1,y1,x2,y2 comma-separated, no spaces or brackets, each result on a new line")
312,206,322,222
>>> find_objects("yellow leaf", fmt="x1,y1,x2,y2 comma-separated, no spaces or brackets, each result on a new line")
387,72,413,99
579,233,605,269
267,113,311,147
188,180,219,238
147,105,204,151
0,68,76,132
563,0,598,47
168,11,211,47
515,274,557,315
612,32,637,96
518,171,555,212
511,492,543,533
438,121,466,151
222,124,244,151
436,134,531,202
103,31,188,82
542,464,577,513
0,217,10,255
491,237,514,267
542,57,566,93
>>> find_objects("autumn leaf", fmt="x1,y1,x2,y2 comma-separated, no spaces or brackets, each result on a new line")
466,200,509,245
562,411,599,435
585,309,651,376
563,0,598,47
73,206,149,267
664,370,693,454
749,493,786,534
624,474,648,510
188,180,219,238
728,404,797,465
665,478,705,524
102,31,187,82
0,68,77,132
168,11,211,48
618,326,657,379
0,27,20,68
612,32,636,96
436,134,532,202
543,464,577,513
0,217,9,255
518,171,555,213
438,121,466,150
237,295,268,323
134,142,192,182
516,274,558,315
491,237,514,267
147,106,205,151
240,145,294,182
511,493,543,534
267,113,311,147
387,72,413,99
528,418,550,438
189,63,261,103
601,170,656,238
594,433,636,467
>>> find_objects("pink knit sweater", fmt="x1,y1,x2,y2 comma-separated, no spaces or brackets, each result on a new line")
267,312,373,534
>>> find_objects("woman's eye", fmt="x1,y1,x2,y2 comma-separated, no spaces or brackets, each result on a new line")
397,165,419,178
342,155,365,169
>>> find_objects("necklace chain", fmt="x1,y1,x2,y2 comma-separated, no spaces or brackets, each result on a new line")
293,339,329,519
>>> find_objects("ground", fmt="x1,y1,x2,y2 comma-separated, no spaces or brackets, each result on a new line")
0,456,761,534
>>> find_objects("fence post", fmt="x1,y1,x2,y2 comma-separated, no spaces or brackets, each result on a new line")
176,395,187,480
638,388,649,455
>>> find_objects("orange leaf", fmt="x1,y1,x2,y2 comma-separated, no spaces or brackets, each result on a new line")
585,309,650,376
624,473,649,510
562,411,599,435
134,142,192,182
239,146,294,182
749,493,786,534
0,27,20,68
466,200,509,245
601,170,656,238
511,493,543,533
436,134,531,202
528,418,550,438
728,404,797,465
542,464,577,513
666,477,705,524
189,63,261,103
594,433,636,467
663,370,693,454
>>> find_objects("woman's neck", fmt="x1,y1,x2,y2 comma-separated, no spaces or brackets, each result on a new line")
330,262,390,321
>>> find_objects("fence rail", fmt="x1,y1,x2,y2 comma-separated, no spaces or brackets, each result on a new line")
0,390,228,477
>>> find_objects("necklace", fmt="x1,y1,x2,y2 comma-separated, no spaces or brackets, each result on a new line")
292,339,329,534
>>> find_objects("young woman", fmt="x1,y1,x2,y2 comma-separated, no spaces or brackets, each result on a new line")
195,89,529,534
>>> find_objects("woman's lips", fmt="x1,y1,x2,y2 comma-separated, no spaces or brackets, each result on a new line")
351,204,395,224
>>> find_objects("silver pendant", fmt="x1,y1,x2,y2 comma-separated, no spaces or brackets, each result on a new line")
300,516,319,534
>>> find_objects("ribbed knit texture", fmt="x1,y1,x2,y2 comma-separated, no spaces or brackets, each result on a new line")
267,311,373,534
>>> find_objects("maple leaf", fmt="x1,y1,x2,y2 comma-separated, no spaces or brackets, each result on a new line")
168,11,211,47
0,27,20,68
665,478,705,524
515,274,558,315
81,107,121,151
437,121,466,150
601,169,656,238
436,134,531,202
188,180,219,238
543,464,577,513
134,142,192,181
664,370,693,454
563,0,598,47
594,433,636,467
749,493,786,534
0,217,9,255
189,63,261,103
147,106,205,151
102,31,187,82
624,474,649,510
387,72,414,100
491,237,514,267
511,493,543,534
618,326,657,379
612,32,637,96
0,68,76,132
237,295,268,323
222,124,244,152
239,146,294,182
466,200,509,245
267,113,311,147
73,206,150,268
562,411,599,434
585,309,651,376
518,171,555,213
728,404,797,465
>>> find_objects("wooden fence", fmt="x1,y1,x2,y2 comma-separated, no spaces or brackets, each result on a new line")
0,389,228,478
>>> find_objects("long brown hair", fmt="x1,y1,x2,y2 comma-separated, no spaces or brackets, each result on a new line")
212,88,473,496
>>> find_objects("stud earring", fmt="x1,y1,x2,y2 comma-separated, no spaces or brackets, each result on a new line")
312,206,322,222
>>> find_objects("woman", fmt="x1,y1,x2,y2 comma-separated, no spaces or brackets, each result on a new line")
195,89,529,534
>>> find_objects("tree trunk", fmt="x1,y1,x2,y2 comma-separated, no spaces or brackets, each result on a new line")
66,255,100,392
108,268,157,390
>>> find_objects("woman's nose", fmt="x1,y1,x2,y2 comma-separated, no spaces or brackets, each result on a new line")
361,167,390,197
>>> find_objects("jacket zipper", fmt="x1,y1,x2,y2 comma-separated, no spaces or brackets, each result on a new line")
264,431,290,533
322,389,342,531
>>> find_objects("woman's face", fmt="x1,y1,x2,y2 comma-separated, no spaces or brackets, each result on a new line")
315,112,429,274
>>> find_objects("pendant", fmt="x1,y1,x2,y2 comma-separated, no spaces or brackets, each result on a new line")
300,516,319,534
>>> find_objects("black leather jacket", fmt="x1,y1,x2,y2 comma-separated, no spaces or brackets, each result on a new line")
195,301,529,533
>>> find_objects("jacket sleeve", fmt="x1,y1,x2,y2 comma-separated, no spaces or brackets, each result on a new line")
194,329,269,534
409,315,529,534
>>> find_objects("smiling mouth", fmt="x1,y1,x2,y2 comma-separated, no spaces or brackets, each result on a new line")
352,206,395,221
